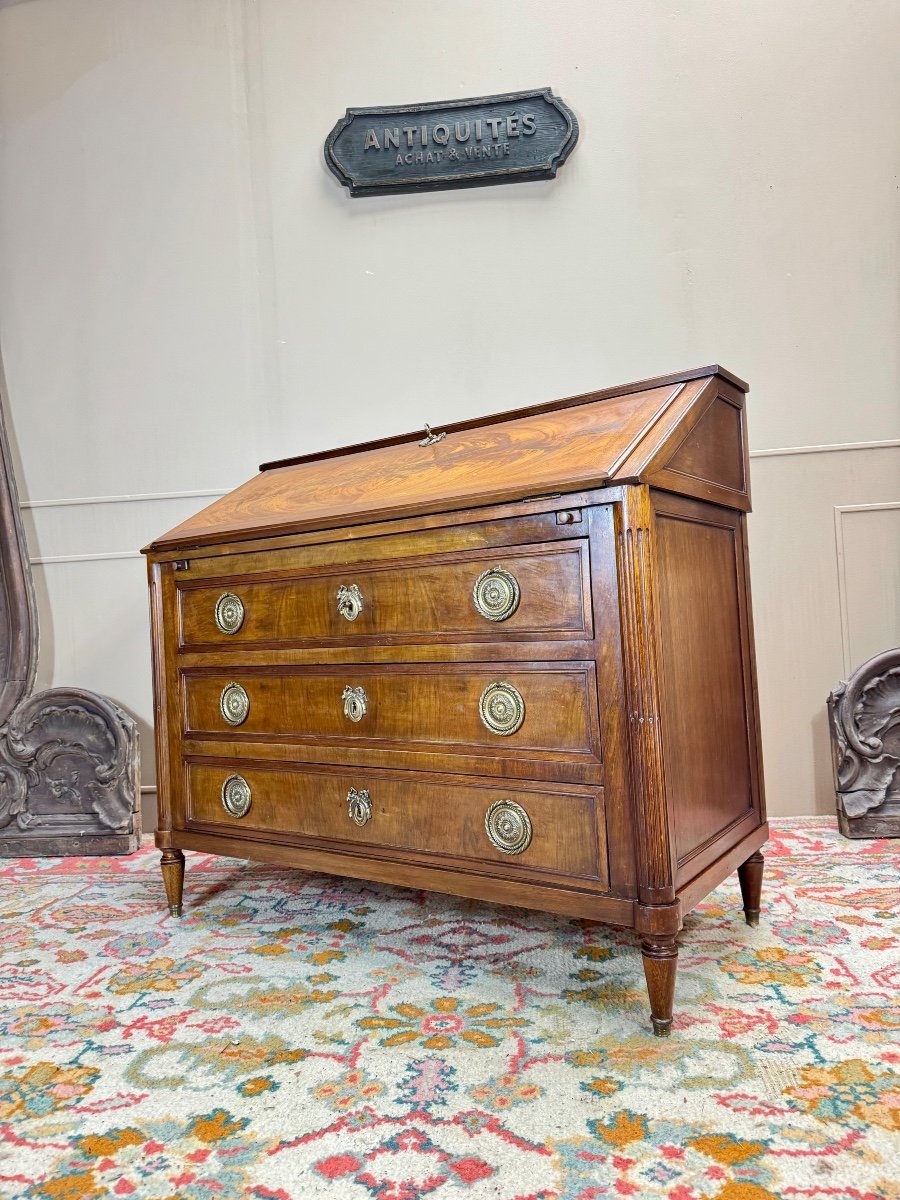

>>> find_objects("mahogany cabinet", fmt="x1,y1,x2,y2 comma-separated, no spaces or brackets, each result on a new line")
144,364,767,1035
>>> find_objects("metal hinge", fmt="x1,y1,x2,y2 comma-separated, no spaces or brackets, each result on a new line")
521,492,562,504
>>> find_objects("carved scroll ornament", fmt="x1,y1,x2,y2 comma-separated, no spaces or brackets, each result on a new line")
828,648,900,838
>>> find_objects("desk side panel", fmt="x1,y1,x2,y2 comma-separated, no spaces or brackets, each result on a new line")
651,493,765,884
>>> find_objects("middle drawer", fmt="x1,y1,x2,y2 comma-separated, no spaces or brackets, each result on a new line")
182,663,601,759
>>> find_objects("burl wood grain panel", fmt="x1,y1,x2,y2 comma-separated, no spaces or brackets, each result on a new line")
178,540,591,648
653,505,753,865
185,760,607,885
182,663,601,760
154,381,709,548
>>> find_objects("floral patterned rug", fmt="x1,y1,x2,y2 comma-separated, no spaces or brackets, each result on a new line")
0,818,897,1199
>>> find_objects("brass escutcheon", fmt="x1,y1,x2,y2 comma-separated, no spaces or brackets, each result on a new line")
472,565,520,622
342,685,368,723
347,787,372,826
337,583,363,622
214,592,244,634
484,799,533,855
221,773,252,818
479,681,526,736
219,682,250,726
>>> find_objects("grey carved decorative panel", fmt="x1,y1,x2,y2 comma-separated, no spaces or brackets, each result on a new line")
828,648,900,839
0,385,140,856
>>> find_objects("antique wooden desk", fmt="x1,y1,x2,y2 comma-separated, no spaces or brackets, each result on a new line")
144,365,767,1035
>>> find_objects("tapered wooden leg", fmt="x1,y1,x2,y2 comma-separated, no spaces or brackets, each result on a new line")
641,936,678,1036
160,849,185,917
737,851,764,927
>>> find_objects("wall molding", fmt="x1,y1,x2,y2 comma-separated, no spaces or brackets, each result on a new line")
29,551,143,566
834,500,900,676
24,441,900,568
749,438,898,459
20,487,229,510
17,441,900,515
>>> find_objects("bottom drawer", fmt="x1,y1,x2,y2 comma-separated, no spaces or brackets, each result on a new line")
184,761,607,888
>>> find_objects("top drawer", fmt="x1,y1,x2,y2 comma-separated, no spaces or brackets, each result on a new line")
178,540,592,649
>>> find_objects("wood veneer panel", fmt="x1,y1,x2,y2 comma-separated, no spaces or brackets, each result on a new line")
175,640,599,668
677,821,769,917
179,540,591,649
149,492,611,566
585,504,637,899
261,364,747,472
149,381,712,550
182,662,601,760
647,393,749,509
174,827,631,922
663,398,744,490
653,505,754,865
185,761,608,887
165,508,588,578
181,736,604,786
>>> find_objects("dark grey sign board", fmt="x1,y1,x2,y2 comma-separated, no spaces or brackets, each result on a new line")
325,88,578,197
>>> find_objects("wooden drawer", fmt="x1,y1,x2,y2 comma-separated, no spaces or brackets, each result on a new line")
184,760,608,887
182,663,601,759
177,540,591,648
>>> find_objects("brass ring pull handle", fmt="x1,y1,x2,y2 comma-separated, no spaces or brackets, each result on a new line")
214,592,245,634
485,799,533,854
337,583,364,622
479,681,526,736
472,566,520,622
342,685,368,723
347,787,372,826
219,682,250,726
222,773,252,818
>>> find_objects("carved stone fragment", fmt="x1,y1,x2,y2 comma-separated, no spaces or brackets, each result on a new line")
0,383,140,856
828,648,900,839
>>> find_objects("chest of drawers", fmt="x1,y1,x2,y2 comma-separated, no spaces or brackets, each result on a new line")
144,365,767,1035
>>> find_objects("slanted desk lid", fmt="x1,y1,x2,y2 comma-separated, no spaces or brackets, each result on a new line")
145,365,747,553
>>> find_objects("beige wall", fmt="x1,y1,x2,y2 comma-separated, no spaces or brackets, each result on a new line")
0,0,897,823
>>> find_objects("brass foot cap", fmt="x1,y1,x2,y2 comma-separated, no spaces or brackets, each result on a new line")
168,904,183,918
745,910,760,927
651,1017,672,1037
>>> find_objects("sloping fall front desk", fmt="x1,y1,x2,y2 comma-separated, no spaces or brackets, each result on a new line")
143,364,767,1035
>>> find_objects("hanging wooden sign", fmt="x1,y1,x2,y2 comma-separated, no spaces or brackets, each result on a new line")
325,88,579,197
